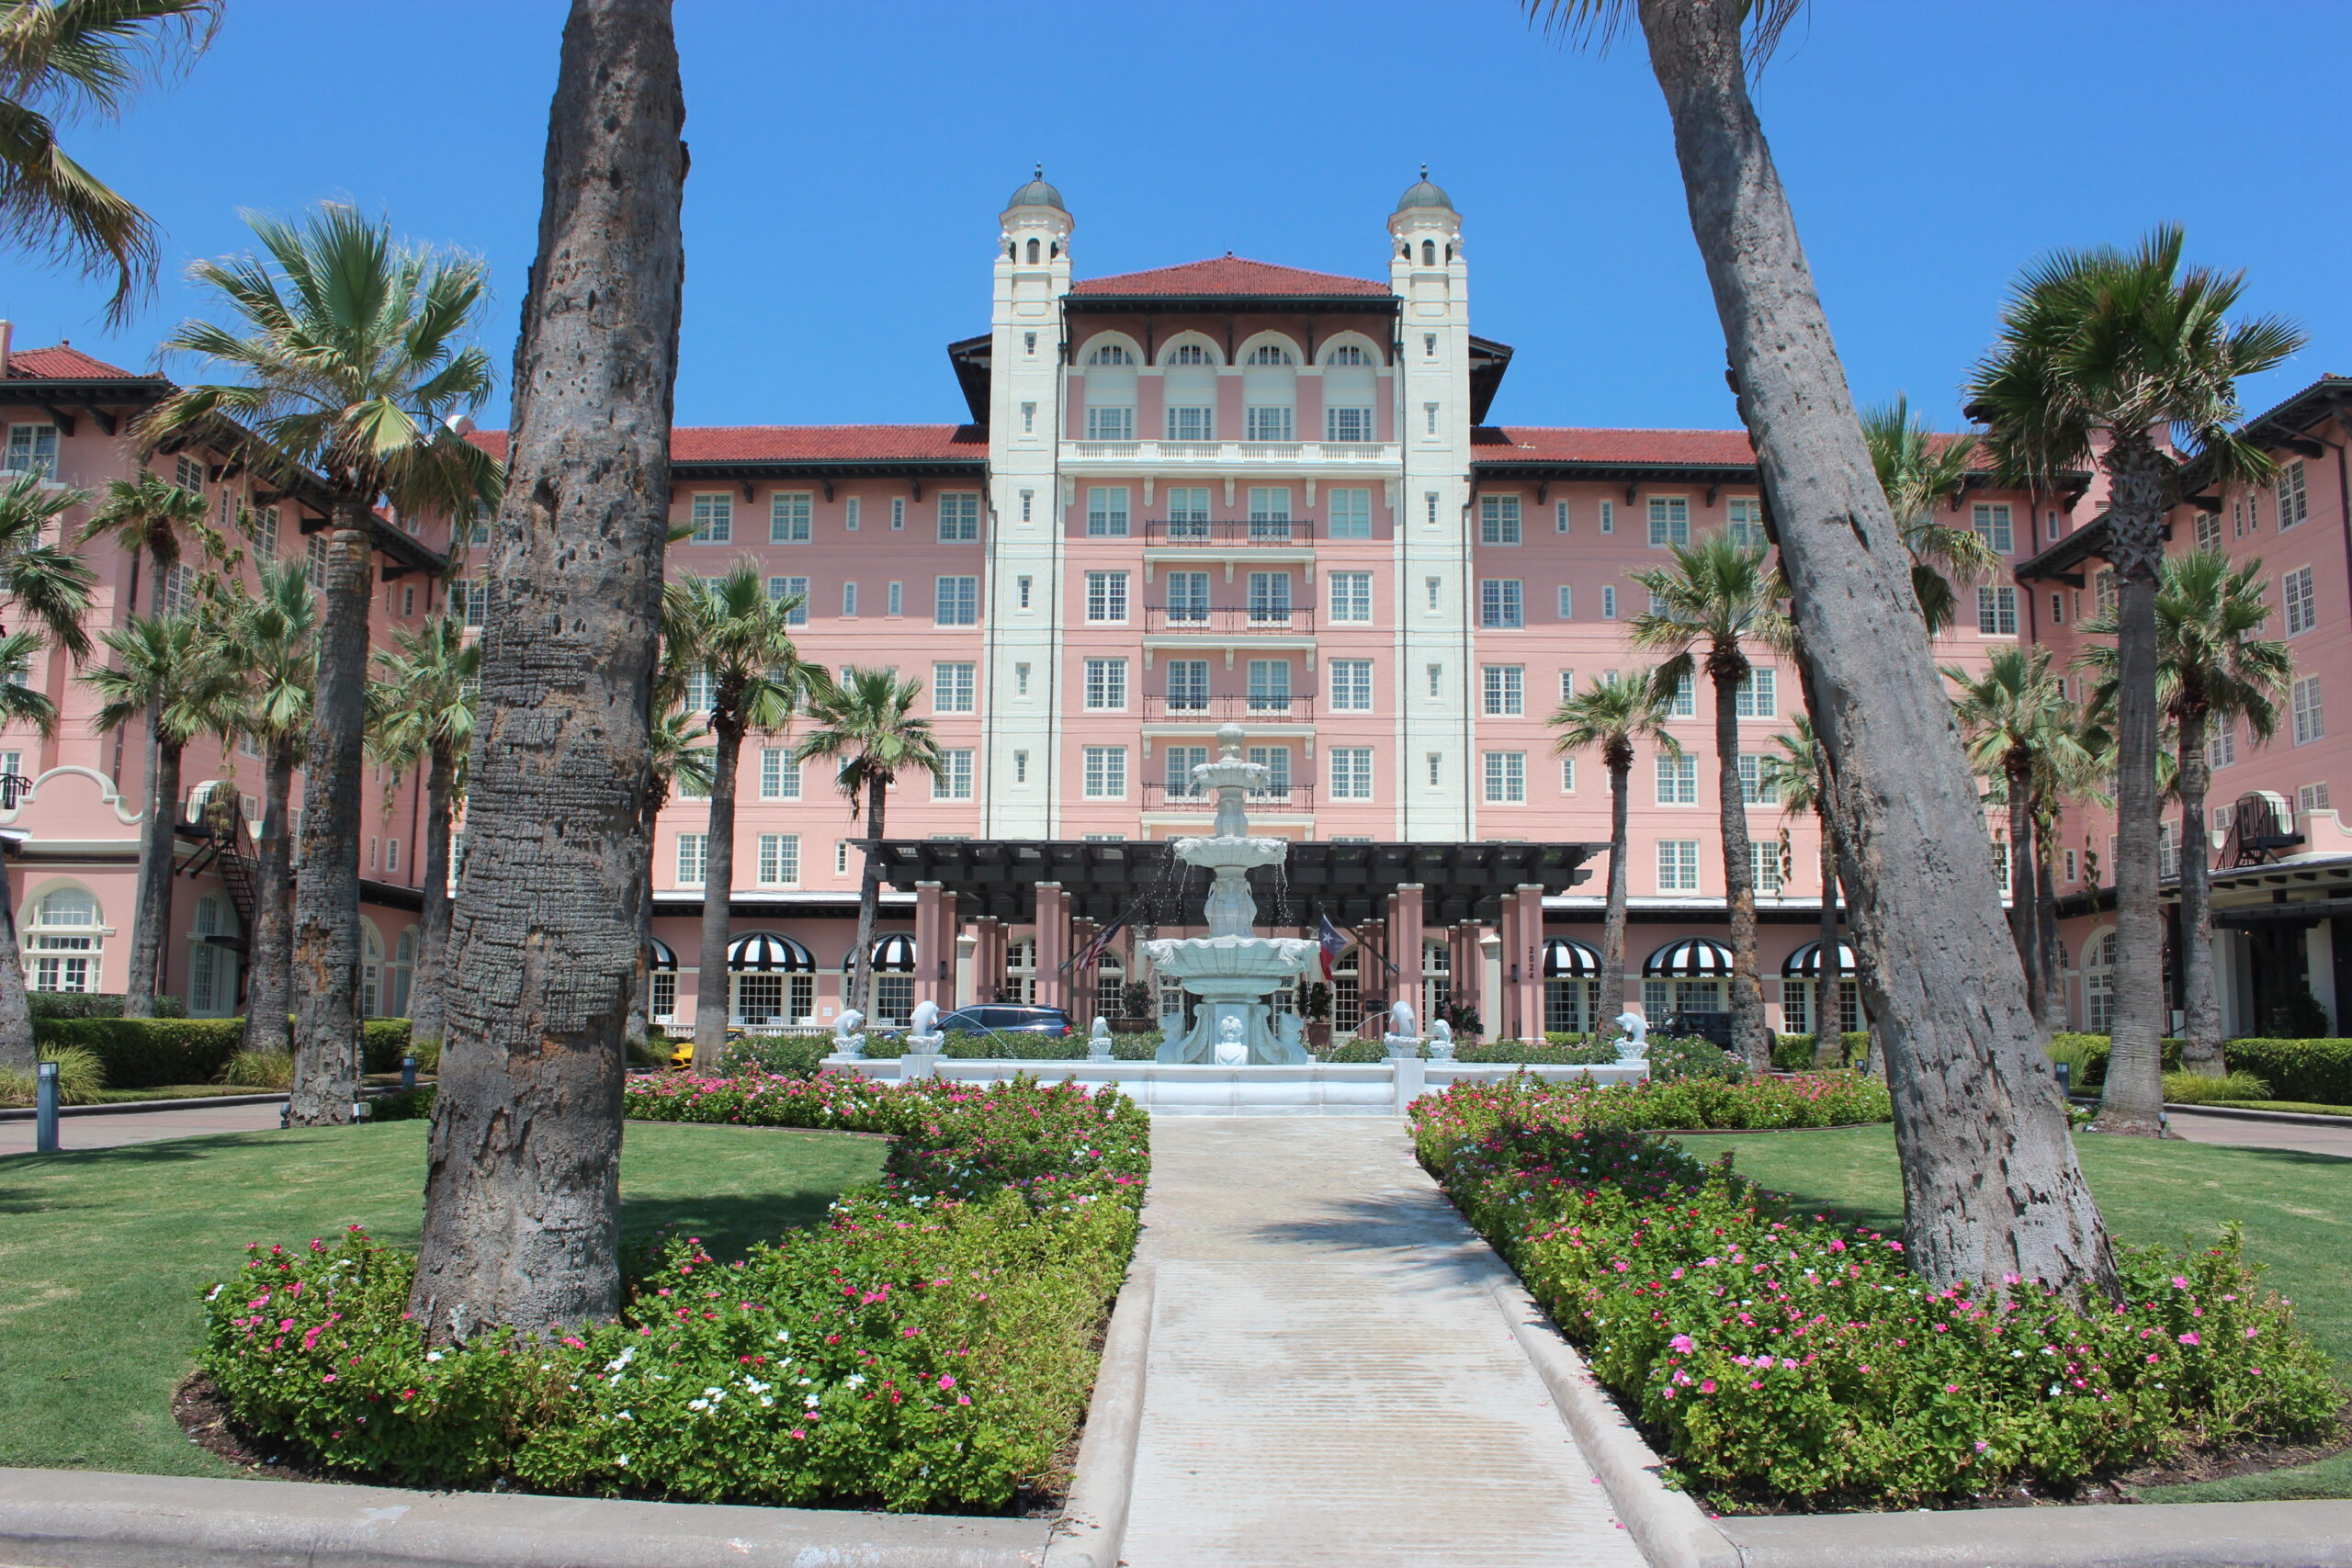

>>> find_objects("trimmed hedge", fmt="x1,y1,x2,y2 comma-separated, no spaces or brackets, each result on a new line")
1771,1032,1871,1070
28,1016,414,1089
2222,1039,2352,1107
28,992,126,1020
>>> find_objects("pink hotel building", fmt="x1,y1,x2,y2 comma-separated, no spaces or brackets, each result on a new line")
6,171,2349,1043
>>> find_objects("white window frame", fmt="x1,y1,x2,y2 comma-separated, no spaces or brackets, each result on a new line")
2284,566,2317,636
934,750,975,800
937,491,981,543
689,492,732,543
1478,494,1522,545
1481,664,1524,716
2293,675,2324,746
768,491,812,543
1657,840,1701,893
1083,658,1128,711
1082,745,1128,799
1483,751,1527,804
757,833,800,886
676,832,708,886
1735,667,1777,719
1972,502,2014,555
1329,747,1374,800
933,576,978,626
1329,570,1374,624
1478,579,1523,628
759,748,800,801
1646,495,1690,547
1086,486,1131,537
1657,753,1698,806
1085,570,1130,624
1329,659,1374,712
932,660,976,714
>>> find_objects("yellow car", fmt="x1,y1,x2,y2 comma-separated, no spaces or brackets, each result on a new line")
669,1039,694,1070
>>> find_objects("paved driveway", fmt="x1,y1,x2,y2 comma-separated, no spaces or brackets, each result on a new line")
0,1100,285,1156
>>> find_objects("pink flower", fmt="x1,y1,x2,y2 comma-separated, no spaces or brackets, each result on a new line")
1699,1380,1716,1394
2171,1276,2189,1290
937,1373,956,1391
2178,1331,2200,1346
1668,1334,1695,1353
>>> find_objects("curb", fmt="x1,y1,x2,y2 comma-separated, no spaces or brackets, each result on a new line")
1485,1276,1742,1568
1714,1498,2352,1567
1040,1266,1155,1568
2162,1101,2352,1128
0,1465,1049,1568
0,1091,290,1122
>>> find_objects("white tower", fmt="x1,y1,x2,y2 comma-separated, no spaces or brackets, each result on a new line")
982,169,1073,837
1389,170,1476,839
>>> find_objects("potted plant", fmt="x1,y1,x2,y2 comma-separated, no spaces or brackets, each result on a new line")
1302,980,1333,1048
1118,980,1156,1030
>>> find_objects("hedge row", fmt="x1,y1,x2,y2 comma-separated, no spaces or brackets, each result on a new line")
2052,1034,2352,1105
29,1017,413,1089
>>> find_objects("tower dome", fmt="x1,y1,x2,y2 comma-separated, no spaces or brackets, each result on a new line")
1006,164,1066,212
1394,164,1454,215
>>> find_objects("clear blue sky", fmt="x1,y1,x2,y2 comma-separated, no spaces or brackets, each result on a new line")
11,1,2347,434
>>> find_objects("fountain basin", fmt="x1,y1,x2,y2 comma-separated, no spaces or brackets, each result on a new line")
821,1055,1650,1115
1169,834,1290,872
1140,933,1317,980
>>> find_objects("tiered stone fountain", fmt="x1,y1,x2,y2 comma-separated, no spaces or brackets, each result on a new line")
1143,726,1319,1065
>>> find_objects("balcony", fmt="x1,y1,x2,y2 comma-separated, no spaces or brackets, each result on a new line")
1143,694,1317,723
1143,517,1317,547
1144,782,1317,815
1060,439,1399,472
1145,606,1316,635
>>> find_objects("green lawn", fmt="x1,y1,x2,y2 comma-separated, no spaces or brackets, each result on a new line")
1671,1127,2352,1502
0,1121,887,1478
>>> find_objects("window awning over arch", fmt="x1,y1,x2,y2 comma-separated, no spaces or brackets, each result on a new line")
648,936,678,970
1781,940,1860,978
1543,937,1602,978
867,933,916,973
1643,937,1734,978
729,932,814,973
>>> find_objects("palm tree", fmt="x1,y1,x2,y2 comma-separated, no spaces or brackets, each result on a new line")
142,204,500,1127
367,615,477,1055
1629,531,1790,1070
660,565,824,1068
81,610,230,1015
0,626,61,1072
1532,0,2115,1294
1860,397,2001,637
1946,647,2088,1023
1549,671,1679,1034
797,667,946,1019
0,0,219,324
624,708,713,1048
1759,713,1847,1062
80,469,231,614
408,0,684,1339
2080,549,2290,1076
1967,227,2301,1137
216,559,313,1055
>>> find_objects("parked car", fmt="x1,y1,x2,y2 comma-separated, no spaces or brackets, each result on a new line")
1660,1010,1735,1050
934,1004,1076,1038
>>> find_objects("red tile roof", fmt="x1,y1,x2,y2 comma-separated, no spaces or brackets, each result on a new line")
4,343,146,379
466,424,986,465
1475,426,1760,467
1069,256,1389,299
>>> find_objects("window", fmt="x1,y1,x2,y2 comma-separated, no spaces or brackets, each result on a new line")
845,496,861,530
1247,571,1291,623
1750,840,1783,894
1167,571,1209,623
1557,669,1577,702
842,581,859,616
1246,405,1294,442
174,455,204,492
4,423,60,479
160,561,196,617
1423,333,1436,357
2233,498,2248,539
1085,405,1134,440
767,575,808,626
2293,675,2324,745
1423,402,1440,435
1647,496,1690,547
1427,752,1442,786
759,748,800,800
1555,500,1571,535
1165,746,1209,798
1559,756,1577,792
676,833,708,886
2095,569,2117,616
1479,495,1521,545
934,576,978,625
1601,585,1616,620
1017,575,1033,609
1168,404,1214,441
1329,659,1374,711
1425,576,1442,610
1087,487,1130,537
689,493,731,543
768,491,811,543
1021,402,1036,434
1736,667,1776,718
935,750,975,800
401,584,416,617
1016,491,1029,524
938,491,980,542
1554,584,1574,619
1479,580,1523,628
835,840,850,874
1726,497,1766,547
2064,848,2079,884
1657,840,1701,893
1481,664,1524,716
1326,406,1374,442
2084,930,2118,1032
1972,502,2014,554
932,661,975,713
1083,658,1128,710
1083,746,1127,798
2209,721,2236,770
2278,459,2310,529
2050,592,2064,626
1248,747,1292,799
1427,663,1443,698
253,504,280,558
2300,782,2332,814
1329,571,1373,623
757,834,800,885
1736,753,1773,805
1483,751,1526,803
1425,492,1439,526
385,838,400,873
1247,660,1291,712
2284,566,2317,635
1331,748,1375,800
1014,663,1031,696
27,886,101,993
1166,660,1209,712
1976,585,2018,636
1247,486,1294,539
1668,671,1697,717
1085,570,1129,623
1657,753,1698,805
2195,511,2222,550
888,581,904,616
1165,486,1211,537
891,497,906,531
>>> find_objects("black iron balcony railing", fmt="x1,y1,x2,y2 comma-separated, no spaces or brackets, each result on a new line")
1145,605,1316,634
1142,517,1317,546
1143,694,1318,722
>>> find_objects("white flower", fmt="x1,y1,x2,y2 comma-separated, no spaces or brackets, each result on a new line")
425,1351,444,1362
206,1285,224,1302
804,1392,820,1408
687,1399,708,1412
845,1374,865,1390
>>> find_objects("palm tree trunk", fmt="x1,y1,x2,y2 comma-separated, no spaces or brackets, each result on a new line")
0,841,36,1072
691,718,742,1067
1814,795,1841,1065
2007,753,2042,1021
2095,440,2170,1135
2176,707,2224,1074
125,729,181,1017
1601,754,1630,1032
408,0,684,1340
241,743,296,1055
848,776,888,1018
1634,0,2114,1292
626,797,656,1049
287,492,374,1126
1712,654,1766,1068
405,742,457,1052
2036,826,2067,1036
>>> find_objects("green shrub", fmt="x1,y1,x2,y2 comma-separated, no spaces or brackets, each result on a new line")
28,992,124,1020
2222,1039,2352,1106
404,1036,443,1075
33,1017,246,1089
1412,1077,2343,1509
2162,1070,2272,1105
0,1043,107,1107
1645,1033,1744,1083
151,994,187,1020
201,1076,1148,1512
1771,1032,1869,1070
220,1050,295,1089
716,1033,832,1078
1322,1038,1385,1063
1457,1038,1620,1066
361,1019,413,1074
2260,987,2331,1040
366,1084,435,1122
2051,1034,2184,1089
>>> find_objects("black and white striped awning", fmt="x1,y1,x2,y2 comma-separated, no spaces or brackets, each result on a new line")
648,936,678,970
1643,937,1735,978
866,932,917,973
729,932,815,973
1781,940,1859,978
1543,937,1602,978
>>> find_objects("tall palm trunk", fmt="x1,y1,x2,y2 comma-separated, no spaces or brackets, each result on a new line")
2036,829,2067,1036
0,842,35,1072
1710,649,1766,1068
2095,439,2170,1135
848,776,888,1017
1635,0,2114,1292
1600,750,1631,1031
409,0,684,1338
125,728,181,1017
626,793,661,1050
242,743,296,1055
405,742,457,1053
691,717,743,1067
2176,705,2223,1074
286,494,375,1125
2005,751,2042,1021
1814,790,1841,1065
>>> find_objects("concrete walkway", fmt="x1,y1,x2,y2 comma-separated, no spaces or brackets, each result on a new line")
1117,1117,1642,1568
0,1098,283,1156
2165,1106,2352,1158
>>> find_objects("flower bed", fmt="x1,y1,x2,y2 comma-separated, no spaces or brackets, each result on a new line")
1413,1077,2343,1509
198,1076,1148,1512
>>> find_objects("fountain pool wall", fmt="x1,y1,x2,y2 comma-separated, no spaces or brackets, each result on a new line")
818,1055,1648,1115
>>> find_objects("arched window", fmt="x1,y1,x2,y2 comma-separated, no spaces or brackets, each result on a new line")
1025,237,1040,264
1092,951,1125,1023
25,886,101,993
361,922,385,1018
1331,946,1362,1035
1240,339,1298,442
1085,344,1135,366
2083,929,2118,1032
1167,344,1213,365
1005,937,1037,1004
648,936,680,1023
1164,342,1217,441
1244,344,1295,366
1422,938,1453,1023
1420,240,1437,266
1323,341,1378,442
187,893,241,1017
389,926,417,1018
1083,339,1138,440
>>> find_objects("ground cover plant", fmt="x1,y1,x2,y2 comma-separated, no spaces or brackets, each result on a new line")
1415,1077,2344,1510
197,1077,1147,1510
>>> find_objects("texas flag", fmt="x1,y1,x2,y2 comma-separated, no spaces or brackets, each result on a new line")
1317,913,1349,980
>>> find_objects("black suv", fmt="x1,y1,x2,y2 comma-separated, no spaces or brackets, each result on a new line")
933,1004,1076,1038
1659,1010,1736,1050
